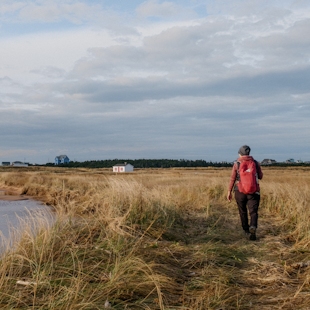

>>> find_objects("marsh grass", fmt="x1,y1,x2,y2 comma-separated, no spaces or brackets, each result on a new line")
260,170,310,246
0,167,310,309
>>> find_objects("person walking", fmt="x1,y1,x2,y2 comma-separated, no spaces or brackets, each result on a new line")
227,145,263,240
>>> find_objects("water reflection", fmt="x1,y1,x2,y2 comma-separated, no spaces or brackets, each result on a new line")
0,199,54,253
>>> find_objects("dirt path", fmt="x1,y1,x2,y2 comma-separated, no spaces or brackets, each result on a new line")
145,203,310,309
234,215,310,310
189,204,310,309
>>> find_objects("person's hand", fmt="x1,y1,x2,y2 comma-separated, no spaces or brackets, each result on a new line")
227,191,232,202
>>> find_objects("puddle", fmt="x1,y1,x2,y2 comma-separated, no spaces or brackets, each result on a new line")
0,199,54,253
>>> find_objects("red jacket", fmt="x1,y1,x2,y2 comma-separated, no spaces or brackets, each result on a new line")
228,155,263,192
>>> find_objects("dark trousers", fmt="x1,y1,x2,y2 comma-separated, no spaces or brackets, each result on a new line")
234,190,260,231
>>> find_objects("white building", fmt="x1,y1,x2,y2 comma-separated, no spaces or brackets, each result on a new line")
12,161,29,167
112,162,134,173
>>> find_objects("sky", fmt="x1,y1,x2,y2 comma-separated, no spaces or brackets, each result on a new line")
0,0,309,164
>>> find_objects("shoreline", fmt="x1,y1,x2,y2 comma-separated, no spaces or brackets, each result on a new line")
0,186,30,201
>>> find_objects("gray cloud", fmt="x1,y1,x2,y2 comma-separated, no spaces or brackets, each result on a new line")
51,63,310,105
0,0,310,164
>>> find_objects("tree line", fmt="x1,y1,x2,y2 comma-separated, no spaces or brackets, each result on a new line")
47,159,232,168
45,159,310,169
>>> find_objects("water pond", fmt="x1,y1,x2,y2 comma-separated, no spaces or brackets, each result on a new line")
0,190,53,253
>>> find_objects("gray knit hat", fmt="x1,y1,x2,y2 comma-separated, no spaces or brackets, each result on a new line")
238,145,251,156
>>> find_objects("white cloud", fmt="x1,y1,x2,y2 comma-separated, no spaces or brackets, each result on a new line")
0,0,310,163
136,0,185,18
0,2,25,16
1,0,103,24
0,28,117,84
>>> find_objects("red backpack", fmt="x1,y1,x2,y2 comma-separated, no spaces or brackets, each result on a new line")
236,159,259,194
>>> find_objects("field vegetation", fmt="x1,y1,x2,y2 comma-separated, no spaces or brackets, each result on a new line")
0,166,310,309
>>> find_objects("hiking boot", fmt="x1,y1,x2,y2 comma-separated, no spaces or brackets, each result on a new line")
249,226,256,241
249,233,256,241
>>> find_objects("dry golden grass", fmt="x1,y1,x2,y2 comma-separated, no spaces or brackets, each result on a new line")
0,166,309,309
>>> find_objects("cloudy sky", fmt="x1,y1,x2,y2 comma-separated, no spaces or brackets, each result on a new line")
0,0,309,164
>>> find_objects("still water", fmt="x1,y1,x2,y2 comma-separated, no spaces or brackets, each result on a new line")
0,198,53,253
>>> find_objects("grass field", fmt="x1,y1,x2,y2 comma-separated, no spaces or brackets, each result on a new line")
0,166,310,309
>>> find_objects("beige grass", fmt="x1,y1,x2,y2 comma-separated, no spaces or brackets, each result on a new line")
0,166,309,309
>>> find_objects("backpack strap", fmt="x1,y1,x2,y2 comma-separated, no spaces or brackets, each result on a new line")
235,160,240,181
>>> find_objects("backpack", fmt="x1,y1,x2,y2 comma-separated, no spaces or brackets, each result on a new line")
236,159,259,194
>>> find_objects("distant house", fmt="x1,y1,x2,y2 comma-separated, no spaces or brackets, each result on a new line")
1,162,10,166
55,155,70,165
286,158,295,163
12,161,28,167
261,159,277,165
112,162,134,173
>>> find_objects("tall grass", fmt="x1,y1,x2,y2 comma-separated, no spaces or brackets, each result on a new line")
0,166,309,309
260,168,310,245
